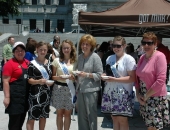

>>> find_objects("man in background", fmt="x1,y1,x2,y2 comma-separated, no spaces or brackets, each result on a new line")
50,35,60,57
157,35,170,84
1,37,15,90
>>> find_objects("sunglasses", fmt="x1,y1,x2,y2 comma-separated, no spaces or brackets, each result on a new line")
111,44,122,48
141,41,154,46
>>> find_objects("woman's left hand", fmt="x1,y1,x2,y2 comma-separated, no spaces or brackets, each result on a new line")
39,79,47,85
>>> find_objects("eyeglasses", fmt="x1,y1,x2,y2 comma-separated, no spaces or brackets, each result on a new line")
141,41,154,46
111,44,122,48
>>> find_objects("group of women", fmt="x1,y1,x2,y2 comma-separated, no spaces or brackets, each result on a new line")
101,32,169,130
2,32,169,130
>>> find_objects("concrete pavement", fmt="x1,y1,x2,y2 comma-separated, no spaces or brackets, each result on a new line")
0,89,170,130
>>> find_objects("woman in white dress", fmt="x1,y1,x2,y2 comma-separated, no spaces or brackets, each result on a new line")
101,36,136,130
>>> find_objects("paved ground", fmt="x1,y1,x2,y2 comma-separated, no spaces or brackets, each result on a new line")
0,89,170,130
0,90,142,130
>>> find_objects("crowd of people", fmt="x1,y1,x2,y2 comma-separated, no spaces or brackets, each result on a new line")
1,32,170,130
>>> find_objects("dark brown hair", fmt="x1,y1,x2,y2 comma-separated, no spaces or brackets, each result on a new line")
36,41,48,48
47,43,54,54
26,39,37,54
8,36,14,41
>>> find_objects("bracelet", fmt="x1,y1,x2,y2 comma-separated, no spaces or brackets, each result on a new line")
86,73,89,78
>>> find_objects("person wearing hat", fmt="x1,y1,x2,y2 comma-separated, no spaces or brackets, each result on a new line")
2,41,30,130
50,35,60,57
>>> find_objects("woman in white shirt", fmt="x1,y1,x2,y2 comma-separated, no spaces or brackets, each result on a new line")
101,36,136,130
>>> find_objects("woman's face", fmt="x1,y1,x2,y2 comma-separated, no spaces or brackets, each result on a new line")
37,45,48,57
81,40,92,53
112,40,125,55
13,46,25,61
62,42,71,56
141,38,156,53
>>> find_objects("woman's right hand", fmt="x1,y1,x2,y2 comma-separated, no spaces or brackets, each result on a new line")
77,71,87,77
3,97,10,108
136,93,145,105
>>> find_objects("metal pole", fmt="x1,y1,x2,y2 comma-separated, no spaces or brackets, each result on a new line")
76,25,80,55
43,4,46,33
21,0,24,33
44,13,45,33
20,6,23,33
72,104,76,121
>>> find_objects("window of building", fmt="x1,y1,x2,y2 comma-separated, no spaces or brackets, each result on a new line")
30,19,36,30
3,18,9,24
59,0,65,5
46,0,51,5
16,19,21,24
32,0,37,5
57,19,64,32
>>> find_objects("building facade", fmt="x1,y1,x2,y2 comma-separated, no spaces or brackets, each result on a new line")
0,0,127,34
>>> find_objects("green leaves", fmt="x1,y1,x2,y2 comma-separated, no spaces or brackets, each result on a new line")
0,0,26,17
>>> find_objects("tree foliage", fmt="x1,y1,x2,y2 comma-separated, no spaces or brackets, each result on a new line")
0,0,26,17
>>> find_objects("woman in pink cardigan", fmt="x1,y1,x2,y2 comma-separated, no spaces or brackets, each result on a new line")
135,32,169,130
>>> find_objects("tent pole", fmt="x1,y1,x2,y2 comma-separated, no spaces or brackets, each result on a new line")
76,25,80,55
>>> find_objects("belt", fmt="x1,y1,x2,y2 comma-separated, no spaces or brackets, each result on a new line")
55,81,68,86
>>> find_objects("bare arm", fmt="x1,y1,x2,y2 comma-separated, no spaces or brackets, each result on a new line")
3,75,11,108
52,65,65,81
104,70,136,83
28,78,46,85
2,46,7,63
3,58,7,64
